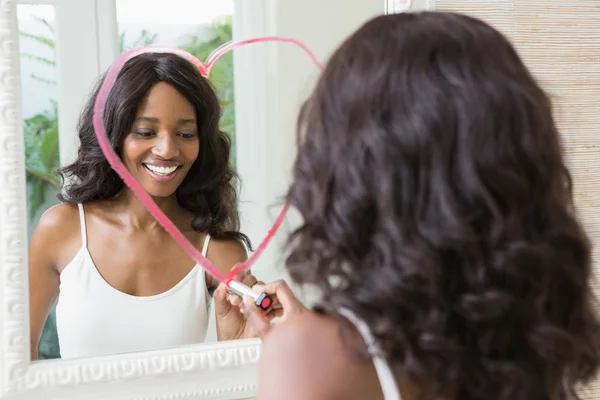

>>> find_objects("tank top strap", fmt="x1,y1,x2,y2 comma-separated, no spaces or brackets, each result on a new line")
77,203,88,249
338,308,402,400
201,233,211,257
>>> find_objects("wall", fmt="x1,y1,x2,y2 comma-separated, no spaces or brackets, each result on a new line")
234,0,386,287
233,0,434,306
203,0,389,341
53,0,119,167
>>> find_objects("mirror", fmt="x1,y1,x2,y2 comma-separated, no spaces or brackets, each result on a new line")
1,0,386,398
19,0,310,362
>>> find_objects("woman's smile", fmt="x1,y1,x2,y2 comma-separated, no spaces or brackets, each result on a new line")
143,163,182,181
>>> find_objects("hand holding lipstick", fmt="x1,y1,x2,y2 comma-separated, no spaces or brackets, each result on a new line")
226,280,272,311
238,280,306,339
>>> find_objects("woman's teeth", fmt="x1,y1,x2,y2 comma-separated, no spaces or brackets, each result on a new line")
144,164,178,176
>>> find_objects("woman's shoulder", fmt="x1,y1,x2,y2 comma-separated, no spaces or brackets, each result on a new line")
33,203,85,247
30,203,83,269
35,203,81,235
263,310,347,358
258,310,374,399
204,237,248,272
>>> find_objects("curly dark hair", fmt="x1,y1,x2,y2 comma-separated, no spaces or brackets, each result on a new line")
58,52,250,247
285,11,600,400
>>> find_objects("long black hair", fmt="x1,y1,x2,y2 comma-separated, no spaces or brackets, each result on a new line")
286,12,600,400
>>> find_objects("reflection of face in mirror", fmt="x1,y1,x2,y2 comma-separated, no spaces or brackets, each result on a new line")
28,52,264,361
122,82,200,198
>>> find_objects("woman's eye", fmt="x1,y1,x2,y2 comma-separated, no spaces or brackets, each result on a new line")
134,131,154,137
179,133,196,139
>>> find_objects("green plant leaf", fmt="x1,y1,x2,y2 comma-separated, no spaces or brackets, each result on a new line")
38,301,60,359
30,73,56,86
28,178,46,221
34,16,55,36
24,101,60,220
120,30,158,53
21,52,55,67
179,16,236,165
19,29,56,86
119,31,126,53
39,124,59,170
26,156,47,174
19,31,55,49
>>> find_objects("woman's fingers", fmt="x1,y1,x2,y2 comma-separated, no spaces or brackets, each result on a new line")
240,280,305,338
221,263,256,307
214,283,228,303
252,280,304,313
241,296,272,339
228,293,243,307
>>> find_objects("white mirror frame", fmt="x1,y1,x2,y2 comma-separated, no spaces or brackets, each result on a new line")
0,1,261,399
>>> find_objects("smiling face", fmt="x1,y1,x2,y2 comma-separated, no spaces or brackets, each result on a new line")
121,82,200,199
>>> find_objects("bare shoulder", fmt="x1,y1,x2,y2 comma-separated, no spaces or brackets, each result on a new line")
267,308,337,341
205,237,248,273
258,310,391,400
262,310,337,362
34,203,80,241
30,203,82,271
257,311,347,399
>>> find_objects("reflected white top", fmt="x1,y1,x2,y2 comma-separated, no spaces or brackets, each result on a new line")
55,203,211,359
339,308,402,400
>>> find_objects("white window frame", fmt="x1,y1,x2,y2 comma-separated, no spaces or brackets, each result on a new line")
18,0,119,168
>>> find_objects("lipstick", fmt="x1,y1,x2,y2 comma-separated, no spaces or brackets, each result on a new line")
226,280,272,311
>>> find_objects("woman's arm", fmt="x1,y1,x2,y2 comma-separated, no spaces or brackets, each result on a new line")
204,239,256,340
256,311,335,400
204,238,249,293
28,205,73,359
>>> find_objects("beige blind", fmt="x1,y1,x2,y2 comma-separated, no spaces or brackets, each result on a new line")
435,0,600,400
433,1,600,398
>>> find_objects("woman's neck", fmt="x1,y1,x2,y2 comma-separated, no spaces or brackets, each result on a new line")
111,189,183,231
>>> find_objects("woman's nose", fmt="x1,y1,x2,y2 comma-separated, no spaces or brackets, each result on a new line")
152,133,180,159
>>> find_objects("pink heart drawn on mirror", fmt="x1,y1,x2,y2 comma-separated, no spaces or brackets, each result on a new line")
92,37,323,283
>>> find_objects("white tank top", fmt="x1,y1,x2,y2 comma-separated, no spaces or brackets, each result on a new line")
338,308,402,400
55,203,211,359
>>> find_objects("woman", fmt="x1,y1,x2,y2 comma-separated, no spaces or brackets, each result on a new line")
242,12,600,400
29,52,260,360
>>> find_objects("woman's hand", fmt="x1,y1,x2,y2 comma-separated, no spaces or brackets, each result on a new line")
214,269,259,340
214,267,284,340
239,280,306,339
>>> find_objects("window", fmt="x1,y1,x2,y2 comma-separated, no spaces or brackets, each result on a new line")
18,4,59,232
18,4,60,360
